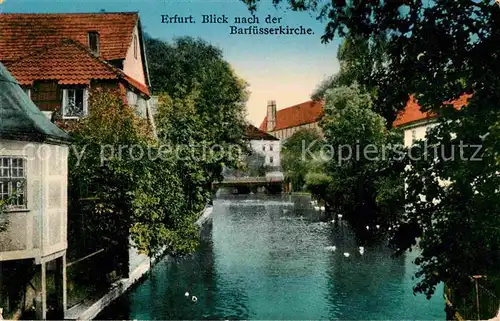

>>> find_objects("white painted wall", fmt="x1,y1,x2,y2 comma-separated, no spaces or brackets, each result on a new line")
403,121,437,147
122,24,146,86
249,139,281,167
0,140,68,262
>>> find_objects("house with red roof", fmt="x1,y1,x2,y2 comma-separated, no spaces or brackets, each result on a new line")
392,94,471,146
259,100,324,140
0,12,153,126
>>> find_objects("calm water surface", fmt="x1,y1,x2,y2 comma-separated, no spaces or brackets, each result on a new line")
98,195,445,320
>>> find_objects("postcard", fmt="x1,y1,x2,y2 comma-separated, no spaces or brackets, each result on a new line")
0,0,499,320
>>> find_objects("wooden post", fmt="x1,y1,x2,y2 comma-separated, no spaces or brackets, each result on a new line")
62,254,67,316
35,263,47,320
0,262,3,308
54,255,67,318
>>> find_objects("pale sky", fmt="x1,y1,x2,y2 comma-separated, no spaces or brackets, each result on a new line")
1,0,340,126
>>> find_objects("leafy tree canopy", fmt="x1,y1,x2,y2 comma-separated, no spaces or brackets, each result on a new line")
319,84,404,225
243,0,500,302
68,88,197,258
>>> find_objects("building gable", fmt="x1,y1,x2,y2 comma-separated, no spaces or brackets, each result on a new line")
122,22,148,86
0,12,138,63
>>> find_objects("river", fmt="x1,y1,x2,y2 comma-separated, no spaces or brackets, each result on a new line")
97,194,445,320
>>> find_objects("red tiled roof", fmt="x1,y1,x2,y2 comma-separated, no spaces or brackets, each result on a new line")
5,39,150,96
0,12,138,62
245,124,279,141
259,100,324,131
393,93,472,127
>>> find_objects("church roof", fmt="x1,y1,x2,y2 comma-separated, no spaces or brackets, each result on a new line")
0,62,70,144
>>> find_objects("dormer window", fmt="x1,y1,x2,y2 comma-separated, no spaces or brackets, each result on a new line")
88,31,100,55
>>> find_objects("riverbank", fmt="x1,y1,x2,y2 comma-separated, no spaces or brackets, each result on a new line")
64,205,213,320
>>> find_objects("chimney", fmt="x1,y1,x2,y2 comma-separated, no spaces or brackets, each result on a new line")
267,100,276,132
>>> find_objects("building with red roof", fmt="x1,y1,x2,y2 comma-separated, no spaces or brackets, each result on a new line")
259,100,324,140
0,12,152,124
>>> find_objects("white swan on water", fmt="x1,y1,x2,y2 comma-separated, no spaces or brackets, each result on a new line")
185,291,190,297
314,206,320,211
343,252,350,257
359,246,365,255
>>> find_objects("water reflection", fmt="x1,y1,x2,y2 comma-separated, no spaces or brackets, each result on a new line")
97,194,445,320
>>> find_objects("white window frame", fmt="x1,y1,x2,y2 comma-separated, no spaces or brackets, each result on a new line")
62,87,88,119
0,157,28,210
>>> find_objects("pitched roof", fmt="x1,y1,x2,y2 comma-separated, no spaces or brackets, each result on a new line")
0,62,70,144
259,100,324,132
393,93,472,127
0,12,138,62
5,39,150,96
245,124,279,141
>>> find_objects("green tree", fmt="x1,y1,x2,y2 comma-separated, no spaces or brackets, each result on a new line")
320,84,405,226
311,35,408,126
304,152,332,200
281,129,323,192
68,88,197,258
147,36,249,182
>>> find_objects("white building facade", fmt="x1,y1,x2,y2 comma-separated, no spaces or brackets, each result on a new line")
249,139,281,168
0,62,71,320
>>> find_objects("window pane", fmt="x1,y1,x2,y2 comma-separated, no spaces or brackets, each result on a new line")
76,89,84,107
0,157,27,207
0,183,8,200
0,158,9,178
11,159,24,178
